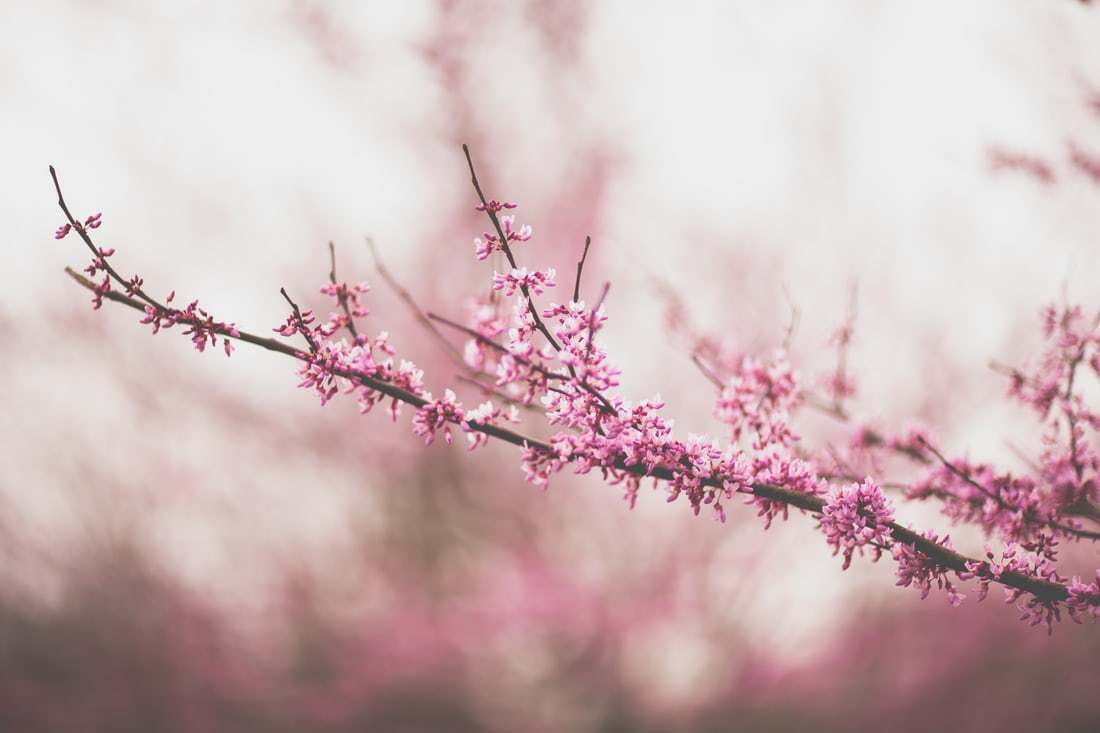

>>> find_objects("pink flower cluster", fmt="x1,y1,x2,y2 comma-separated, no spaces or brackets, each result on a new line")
907,460,1052,543
961,544,1065,630
473,209,531,260
61,210,239,355
274,307,320,342
54,211,102,239
475,199,516,214
412,389,464,446
1066,570,1100,623
462,299,508,372
142,297,241,357
820,479,894,570
319,279,370,337
294,333,416,415
492,267,556,297
715,352,800,450
543,301,616,386
894,531,965,607
81,245,116,309
462,401,519,451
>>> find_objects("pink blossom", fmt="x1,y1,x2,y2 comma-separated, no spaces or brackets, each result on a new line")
472,214,532,260
1066,570,1100,623
412,389,464,445
474,200,517,213
893,531,965,606
820,479,894,570
135,296,239,358
463,299,507,371
715,351,801,450
961,543,1065,632
492,267,556,297
274,308,319,341
462,401,519,451
89,274,110,310
318,280,370,336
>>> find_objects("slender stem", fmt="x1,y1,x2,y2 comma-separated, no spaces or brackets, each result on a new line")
918,438,1006,506
780,286,800,350
691,353,724,389
802,392,850,422
573,235,592,303
50,166,165,313
582,282,610,387
367,238,541,414
367,237,464,365
327,242,360,341
916,435,1100,541
462,144,561,351
454,374,527,410
461,146,618,417
279,287,318,354
428,309,616,416
426,311,568,381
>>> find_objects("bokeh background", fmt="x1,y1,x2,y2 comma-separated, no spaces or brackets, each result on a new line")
5,1,1100,730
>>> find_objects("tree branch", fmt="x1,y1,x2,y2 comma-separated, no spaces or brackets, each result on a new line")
64,266,1073,603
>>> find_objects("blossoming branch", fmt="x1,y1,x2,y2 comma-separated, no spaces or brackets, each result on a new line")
49,147,1100,631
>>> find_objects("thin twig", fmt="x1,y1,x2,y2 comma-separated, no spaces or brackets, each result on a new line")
50,166,166,313
462,146,617,417
824,443,854,479
454,375,525,409
584,282,610,368
800,392,850,422
462,144,561,351
365,238,542,413
573,235,592,303
580,281,614,403
279,287,318,354
1005,441,1043,474
830,284,858,416
327,242,360,341
426,311,568,381
990,359,1100,524
367,237,465,367
916,435,1100,541
780,283,800,350
427,309,615,415
691,353,724,390
918,436,1001,504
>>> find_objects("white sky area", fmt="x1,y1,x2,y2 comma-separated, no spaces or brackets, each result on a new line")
4,0,1100,678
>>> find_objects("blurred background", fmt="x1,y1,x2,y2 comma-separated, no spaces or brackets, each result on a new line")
5,1,1100,730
